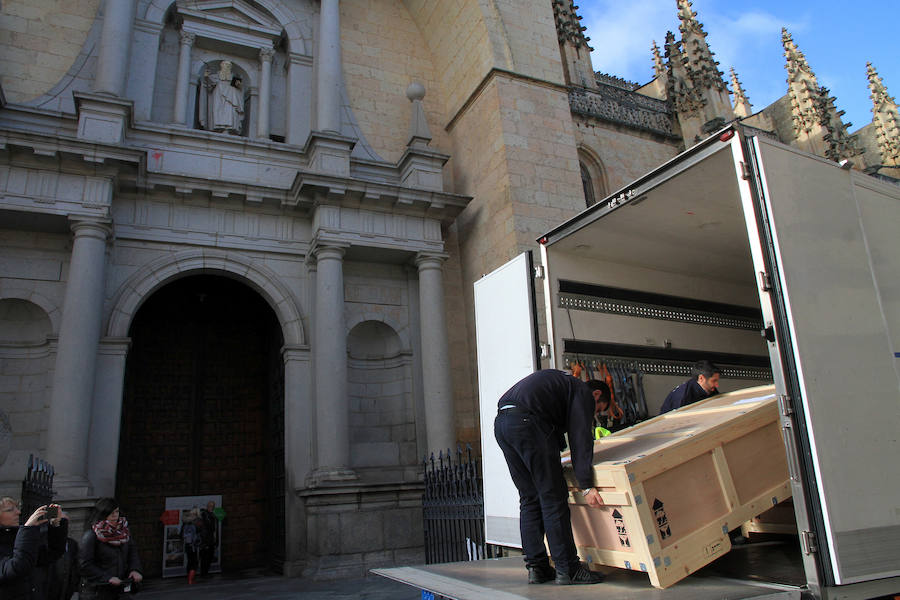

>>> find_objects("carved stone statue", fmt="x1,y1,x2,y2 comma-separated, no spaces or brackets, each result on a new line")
200,60,244,135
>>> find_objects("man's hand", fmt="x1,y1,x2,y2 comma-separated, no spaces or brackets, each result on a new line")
129,571,143,583
583,488,605,508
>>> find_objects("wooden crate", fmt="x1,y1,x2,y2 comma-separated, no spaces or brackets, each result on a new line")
742,498,797,537
561,384,790,588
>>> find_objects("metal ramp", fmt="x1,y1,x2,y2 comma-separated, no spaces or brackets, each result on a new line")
374,555,802,600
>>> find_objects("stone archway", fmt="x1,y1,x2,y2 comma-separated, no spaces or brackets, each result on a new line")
116,274,285,577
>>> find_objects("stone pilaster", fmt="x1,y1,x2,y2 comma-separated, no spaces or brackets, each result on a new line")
94,0,137,97
309,243,356,484
415,252,455,454
173,31,196,126
87,337,131,498
46,218,112,497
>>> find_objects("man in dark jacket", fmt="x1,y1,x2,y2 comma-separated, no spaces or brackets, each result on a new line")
494,369,609,586
0,499,67,600
659,360,721,414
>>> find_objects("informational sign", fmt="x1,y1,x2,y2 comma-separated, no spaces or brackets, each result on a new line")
161,495,223,578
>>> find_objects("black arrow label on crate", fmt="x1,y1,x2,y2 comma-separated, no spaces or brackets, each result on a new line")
653,498,672,540
612,509,630,547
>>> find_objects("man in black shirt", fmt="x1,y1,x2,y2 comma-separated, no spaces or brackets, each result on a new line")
494,369,609,585
659,360,721,414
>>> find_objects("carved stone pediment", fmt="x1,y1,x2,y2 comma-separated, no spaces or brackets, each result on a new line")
177,0,281,48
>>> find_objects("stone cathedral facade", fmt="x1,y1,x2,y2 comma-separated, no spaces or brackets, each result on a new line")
0,0,897,579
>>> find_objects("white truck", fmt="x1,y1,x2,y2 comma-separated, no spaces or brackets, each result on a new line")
379,125,900,599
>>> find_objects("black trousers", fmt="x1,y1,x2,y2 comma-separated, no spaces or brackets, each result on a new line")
494,408,578,573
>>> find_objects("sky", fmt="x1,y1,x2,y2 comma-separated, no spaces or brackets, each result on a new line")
579,0,897,133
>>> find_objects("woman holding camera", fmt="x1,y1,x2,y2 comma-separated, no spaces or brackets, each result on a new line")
79,498,142,599
0,498,67,600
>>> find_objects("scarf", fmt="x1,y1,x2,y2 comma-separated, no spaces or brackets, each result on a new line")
93,516,131,546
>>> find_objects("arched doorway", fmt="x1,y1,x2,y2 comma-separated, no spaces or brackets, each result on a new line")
116,274,285,577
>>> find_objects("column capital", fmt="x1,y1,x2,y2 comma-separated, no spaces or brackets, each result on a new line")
311,241,349,261
69,218,112,240
259,45,276,63
414,251,449,270
179,29,196,46
282,344,311,362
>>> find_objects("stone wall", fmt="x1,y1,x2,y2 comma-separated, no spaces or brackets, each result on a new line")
0,0,100,103
573,118,682,194
341,0,447,164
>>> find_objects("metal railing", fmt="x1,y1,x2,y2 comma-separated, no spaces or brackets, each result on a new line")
422,445,495,564
21,454,54,520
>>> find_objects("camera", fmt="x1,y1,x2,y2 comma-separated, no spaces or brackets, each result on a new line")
46,505,58,520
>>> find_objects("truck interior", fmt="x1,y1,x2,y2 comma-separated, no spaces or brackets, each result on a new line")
539,131,804,590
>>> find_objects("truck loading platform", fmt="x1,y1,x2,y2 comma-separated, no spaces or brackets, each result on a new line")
375,538,804,600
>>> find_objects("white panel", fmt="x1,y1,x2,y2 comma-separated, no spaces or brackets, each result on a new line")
474,252,538,548
754,138,900,584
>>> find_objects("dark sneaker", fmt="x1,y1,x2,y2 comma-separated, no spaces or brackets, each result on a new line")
556,562,605,585
527,564,556,584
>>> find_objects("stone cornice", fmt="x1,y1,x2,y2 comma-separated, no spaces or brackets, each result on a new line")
290,171,471,225
569,84,678,139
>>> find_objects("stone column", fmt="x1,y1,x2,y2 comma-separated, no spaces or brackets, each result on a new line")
47,219,111,495
311,244,355,481
415,253,456,454
257,46,275,139
94,0,137,96
173,30,196,125
316,0,342,133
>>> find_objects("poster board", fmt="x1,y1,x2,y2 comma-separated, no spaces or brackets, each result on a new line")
160,495,223,578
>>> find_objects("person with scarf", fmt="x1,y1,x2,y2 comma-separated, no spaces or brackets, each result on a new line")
0,499,65,599
79,499,142,599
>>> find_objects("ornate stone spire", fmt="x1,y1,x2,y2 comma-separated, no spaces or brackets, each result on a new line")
867,62,900,167
730,68,752,118
652,40,666,78
816,86,865,163
675,0,731,129
553,0,595,87
676,0,727,93
782,28,820,138
665,30,702,116
552,0,591,50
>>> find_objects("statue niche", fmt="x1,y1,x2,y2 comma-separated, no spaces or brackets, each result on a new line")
197,60,248,135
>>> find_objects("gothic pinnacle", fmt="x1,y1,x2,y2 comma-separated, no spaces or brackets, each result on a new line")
867,62,897,110
730,67,753,117
652,41,665,77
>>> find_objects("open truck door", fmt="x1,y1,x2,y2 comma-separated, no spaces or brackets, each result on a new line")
737,134,900,597
473,251,542,548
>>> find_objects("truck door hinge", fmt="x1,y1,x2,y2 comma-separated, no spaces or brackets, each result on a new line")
758,271,772,292
777,394,794,417
800,531,818,555
740,161,752,180
534,265,545,280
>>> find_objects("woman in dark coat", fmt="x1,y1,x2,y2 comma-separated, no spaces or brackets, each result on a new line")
79,499,142,600
0,498,66,600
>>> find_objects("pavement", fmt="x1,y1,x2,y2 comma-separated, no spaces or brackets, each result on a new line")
134,572,422,600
